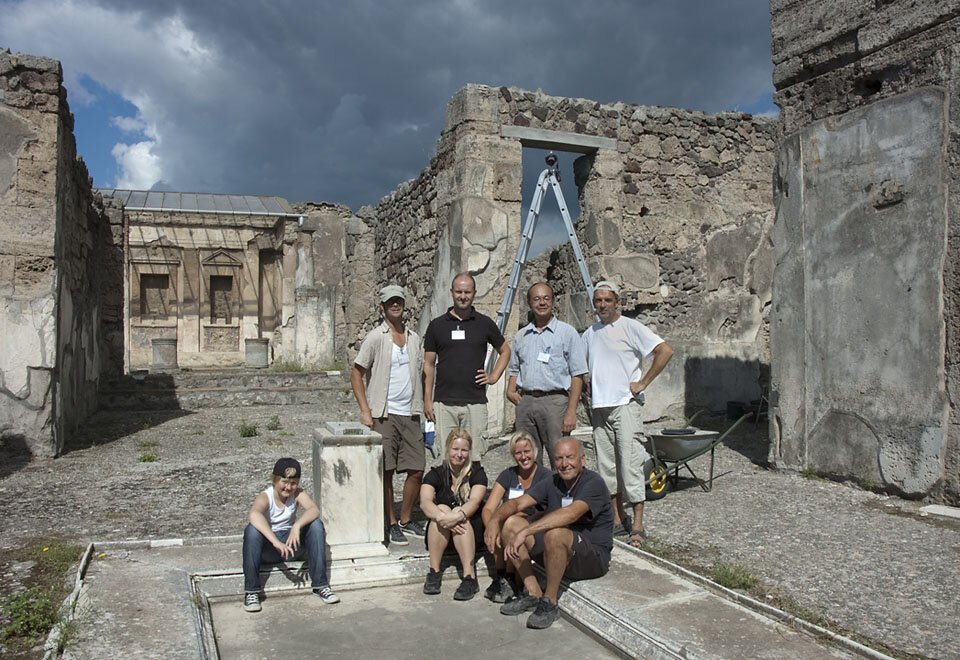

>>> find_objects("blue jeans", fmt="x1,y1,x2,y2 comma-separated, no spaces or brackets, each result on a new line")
242,520,329,593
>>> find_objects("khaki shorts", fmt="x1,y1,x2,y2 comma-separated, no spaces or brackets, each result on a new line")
434,402,488,462
374,414,425,473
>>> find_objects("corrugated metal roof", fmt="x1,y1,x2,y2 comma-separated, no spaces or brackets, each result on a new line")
96,189,299,217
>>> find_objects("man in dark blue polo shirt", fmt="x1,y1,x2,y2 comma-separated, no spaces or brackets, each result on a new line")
423,272,510,466
484,437,614,629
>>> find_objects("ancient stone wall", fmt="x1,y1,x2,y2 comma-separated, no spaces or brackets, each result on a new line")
0,51,118,456
289,202,352,368
494,86,777,420
770,0,960,502
352,84,774,430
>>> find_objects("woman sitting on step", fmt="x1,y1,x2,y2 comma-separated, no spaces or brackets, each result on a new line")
481,431,551,603
420,428,488,601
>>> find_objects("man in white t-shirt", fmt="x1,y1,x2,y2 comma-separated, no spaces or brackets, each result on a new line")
581,280,674,549
351,285,427,546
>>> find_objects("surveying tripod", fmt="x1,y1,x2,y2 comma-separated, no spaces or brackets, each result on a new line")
493,152,596,336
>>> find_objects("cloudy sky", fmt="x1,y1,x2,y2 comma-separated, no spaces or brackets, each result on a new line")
0,0,775,253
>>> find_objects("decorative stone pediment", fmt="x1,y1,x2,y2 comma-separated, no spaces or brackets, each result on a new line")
201,249,242,267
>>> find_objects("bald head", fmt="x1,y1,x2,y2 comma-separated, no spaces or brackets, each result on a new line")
554,437,583,457
554,437,587,485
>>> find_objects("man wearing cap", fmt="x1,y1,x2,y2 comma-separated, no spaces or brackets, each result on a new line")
351,284,427,546
506,282,587,465
242,457,339,611
423,273,510,467
581,280,674,548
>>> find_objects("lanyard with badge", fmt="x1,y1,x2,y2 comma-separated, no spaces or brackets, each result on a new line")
537,345,551,364
396,344,410,366
451,324,465,340
561,471,582,507
508,465,537,500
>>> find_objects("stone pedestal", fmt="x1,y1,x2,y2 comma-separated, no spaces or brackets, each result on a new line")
151,338,178,370
312,422,388,559
244,338,269,368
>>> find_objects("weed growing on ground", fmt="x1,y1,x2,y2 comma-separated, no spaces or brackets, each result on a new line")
640,536,684,564
53,617,80,654
24,544,82,576
138,453,158,462
266,415,282,431
136,439,159,448
238,421,258,438
711,562,759,590
859,476,877,491
0,586,59,645
0,543,84,651
801,465,821,480
270,360,303,373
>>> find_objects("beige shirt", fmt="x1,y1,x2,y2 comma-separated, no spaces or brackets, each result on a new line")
354,321,424,418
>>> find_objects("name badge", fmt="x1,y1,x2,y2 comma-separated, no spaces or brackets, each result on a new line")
451,329,465,340
397,351,410,366
508,487,524,499
537,351,551,363
561,496,573,508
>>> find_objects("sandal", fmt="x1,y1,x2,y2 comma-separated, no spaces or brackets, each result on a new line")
613,524,630,538
627,529,647,548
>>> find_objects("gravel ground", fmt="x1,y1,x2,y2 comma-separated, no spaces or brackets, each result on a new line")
1,391,958,659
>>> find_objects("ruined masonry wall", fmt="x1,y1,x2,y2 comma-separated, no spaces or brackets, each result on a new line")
497,86,777,419
770,0,960,502
0,51,119,456
355,83,775,423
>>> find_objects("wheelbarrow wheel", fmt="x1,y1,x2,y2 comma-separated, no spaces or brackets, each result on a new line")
645,459,669,501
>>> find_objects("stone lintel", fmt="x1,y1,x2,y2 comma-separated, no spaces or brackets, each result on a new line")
500,125,617,153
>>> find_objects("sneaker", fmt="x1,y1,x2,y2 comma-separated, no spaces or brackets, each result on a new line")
453,575,479,601
243,592,261,612
398,520,426,538
423,568,442,595
499,593,539,615
526,597,560,629
388,523,409,546
314,586,340,604
484,576,515,603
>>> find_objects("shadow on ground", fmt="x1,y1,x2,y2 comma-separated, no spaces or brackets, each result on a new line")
0,434,33,479
63,408,196,454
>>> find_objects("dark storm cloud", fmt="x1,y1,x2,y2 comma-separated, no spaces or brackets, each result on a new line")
1,0,773,208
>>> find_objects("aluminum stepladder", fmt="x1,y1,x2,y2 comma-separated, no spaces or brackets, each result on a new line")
493,152,596,338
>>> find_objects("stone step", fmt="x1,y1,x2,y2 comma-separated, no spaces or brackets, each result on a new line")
98,370,348,410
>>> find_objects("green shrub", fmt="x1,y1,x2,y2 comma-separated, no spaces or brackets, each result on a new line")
138,453,158,462
266,415,282,431
711,562,759,590
1,586,59,644
238,421,259,438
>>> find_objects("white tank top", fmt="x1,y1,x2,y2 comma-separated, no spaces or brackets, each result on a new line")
387,343,413,415
264,487,297,532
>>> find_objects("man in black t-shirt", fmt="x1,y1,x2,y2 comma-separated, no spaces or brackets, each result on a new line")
423,273,510,465
483,438,613,629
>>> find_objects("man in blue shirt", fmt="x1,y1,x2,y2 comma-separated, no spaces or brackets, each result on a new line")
506,283,587,465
